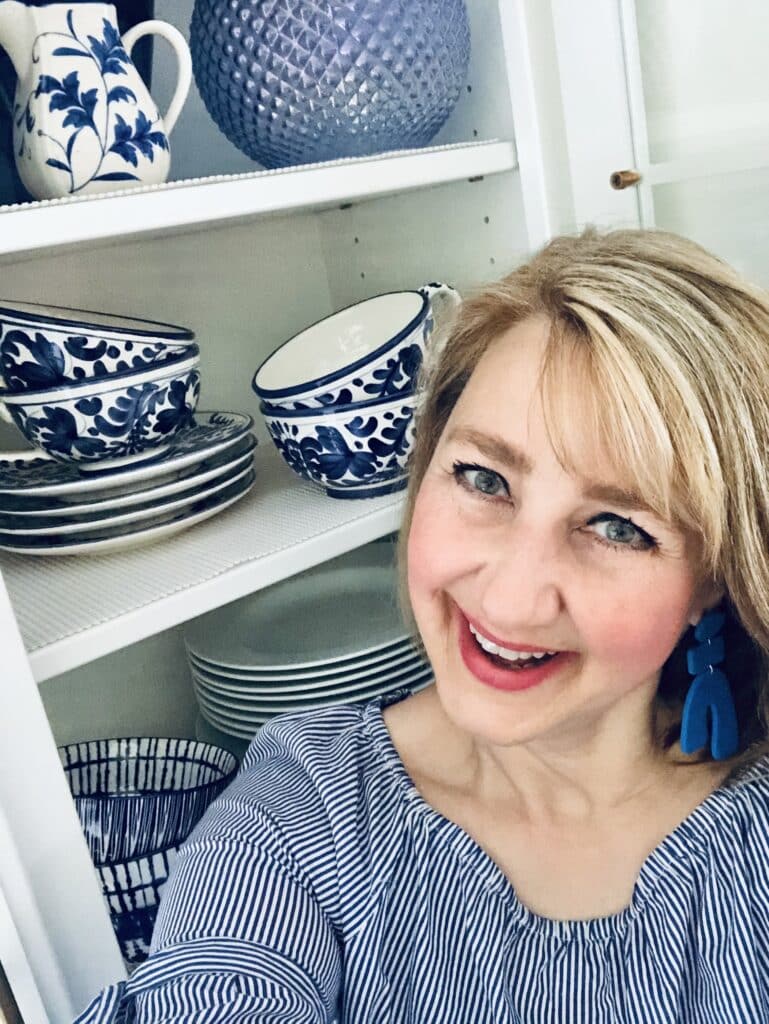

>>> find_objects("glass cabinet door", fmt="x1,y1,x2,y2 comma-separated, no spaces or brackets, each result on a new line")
619,0,769,282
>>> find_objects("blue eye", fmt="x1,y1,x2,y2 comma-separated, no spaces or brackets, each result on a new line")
452,461,509,498
588,513,657,552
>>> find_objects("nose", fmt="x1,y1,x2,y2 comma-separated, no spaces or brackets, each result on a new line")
476,525,565,633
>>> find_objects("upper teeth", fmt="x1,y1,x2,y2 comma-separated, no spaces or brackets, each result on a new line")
469,624,557,662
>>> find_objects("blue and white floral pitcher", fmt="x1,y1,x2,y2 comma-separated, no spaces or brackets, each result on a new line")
0,1,192,200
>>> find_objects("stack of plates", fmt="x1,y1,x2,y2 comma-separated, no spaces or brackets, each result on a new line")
0,412,256,555
185,541,433,740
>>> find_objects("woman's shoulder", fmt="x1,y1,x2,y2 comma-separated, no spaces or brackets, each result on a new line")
197,694,411,856
716,751,769,858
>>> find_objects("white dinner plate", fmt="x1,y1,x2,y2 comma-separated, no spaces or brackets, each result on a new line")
185,541,408,670
0,411,253,497
185,640,421,686
0,434,256,517
195,677,430,735
0,469,255,555
194,713,251,761
192,664,433,712
197,703,259,740
186,647,428,696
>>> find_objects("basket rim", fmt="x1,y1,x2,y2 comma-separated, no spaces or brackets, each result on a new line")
59,736,239,802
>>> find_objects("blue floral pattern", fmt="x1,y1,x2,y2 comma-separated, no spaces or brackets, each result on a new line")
9,369,200,464
264,401,415,497
0,324,194,390
0,411,254,493
13,9,169,195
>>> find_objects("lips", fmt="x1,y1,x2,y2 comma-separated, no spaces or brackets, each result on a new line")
457,607,575,693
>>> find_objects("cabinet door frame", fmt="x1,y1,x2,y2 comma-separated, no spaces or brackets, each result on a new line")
549,0,641,230
0,576,125,1023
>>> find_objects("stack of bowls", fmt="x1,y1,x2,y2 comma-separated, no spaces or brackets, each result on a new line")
252,283,461,499
59,737,238,968
0,301,200,470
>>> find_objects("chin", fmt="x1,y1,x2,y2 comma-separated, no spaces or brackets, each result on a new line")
432,674,560,748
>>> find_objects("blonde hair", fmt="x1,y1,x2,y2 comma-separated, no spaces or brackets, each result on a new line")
399,227,769,769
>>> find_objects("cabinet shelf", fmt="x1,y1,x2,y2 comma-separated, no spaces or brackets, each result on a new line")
0,442,405,683
0,139,516,258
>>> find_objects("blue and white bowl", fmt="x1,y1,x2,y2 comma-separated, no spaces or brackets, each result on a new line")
59,737,238,864
261,392,415,499
0,300,196,392
253,283,460,410
97,844,178,967
0,354,200,468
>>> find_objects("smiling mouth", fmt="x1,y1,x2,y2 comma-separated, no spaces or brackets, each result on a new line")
472,639,558,670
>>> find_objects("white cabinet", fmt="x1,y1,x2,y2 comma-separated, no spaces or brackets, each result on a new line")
553,0,769,284
8,0,759,1019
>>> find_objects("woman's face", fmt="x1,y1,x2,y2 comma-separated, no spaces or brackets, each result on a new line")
407,316,717,750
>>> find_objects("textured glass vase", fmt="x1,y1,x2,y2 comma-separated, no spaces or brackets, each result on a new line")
189,0,471,169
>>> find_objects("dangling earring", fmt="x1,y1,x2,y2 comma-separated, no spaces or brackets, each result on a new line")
680,606,739,760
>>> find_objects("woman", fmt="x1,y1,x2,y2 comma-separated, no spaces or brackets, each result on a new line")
76,228,769,1023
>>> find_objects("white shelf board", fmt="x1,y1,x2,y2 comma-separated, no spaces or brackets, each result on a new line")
0,441,406,683
0,140,516,258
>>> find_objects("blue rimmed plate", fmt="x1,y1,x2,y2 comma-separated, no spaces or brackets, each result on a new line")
0,434,256,517
0,411,253,497
0,466,255,556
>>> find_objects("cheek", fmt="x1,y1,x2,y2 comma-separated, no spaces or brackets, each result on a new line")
583,578,694,676
406,477,465,602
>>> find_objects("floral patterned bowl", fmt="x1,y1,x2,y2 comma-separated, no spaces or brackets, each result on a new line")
260,392,415,499
0,300,196,392
0,354,200,468
252,283,460,410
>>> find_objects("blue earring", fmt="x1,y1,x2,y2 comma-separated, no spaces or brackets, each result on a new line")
680,607,739,760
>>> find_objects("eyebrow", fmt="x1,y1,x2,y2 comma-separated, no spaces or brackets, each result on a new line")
446,426,657,515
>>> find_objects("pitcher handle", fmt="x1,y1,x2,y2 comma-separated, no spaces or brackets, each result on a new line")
420,281,461,348
122,20,193,136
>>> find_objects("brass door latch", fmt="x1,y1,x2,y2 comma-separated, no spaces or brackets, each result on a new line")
610,169,642,190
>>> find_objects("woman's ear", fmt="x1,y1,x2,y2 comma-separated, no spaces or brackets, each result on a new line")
687,579,726,629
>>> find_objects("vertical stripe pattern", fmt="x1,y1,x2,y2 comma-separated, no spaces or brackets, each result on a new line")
74,696,769,1023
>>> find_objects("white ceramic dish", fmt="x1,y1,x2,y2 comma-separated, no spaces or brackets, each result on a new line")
185,638,419,684
195,676,431,735
184,541,406,670
0,461,254,535
189,649,428,697
252,284,460,407
0,435,256,517
0,354,201,470
0,469,255,556
197,702,259,740
194,713,251,761
192,663,433,710
0,411,253,497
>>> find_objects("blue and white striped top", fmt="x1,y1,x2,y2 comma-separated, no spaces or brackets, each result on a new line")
75,692,769,1023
